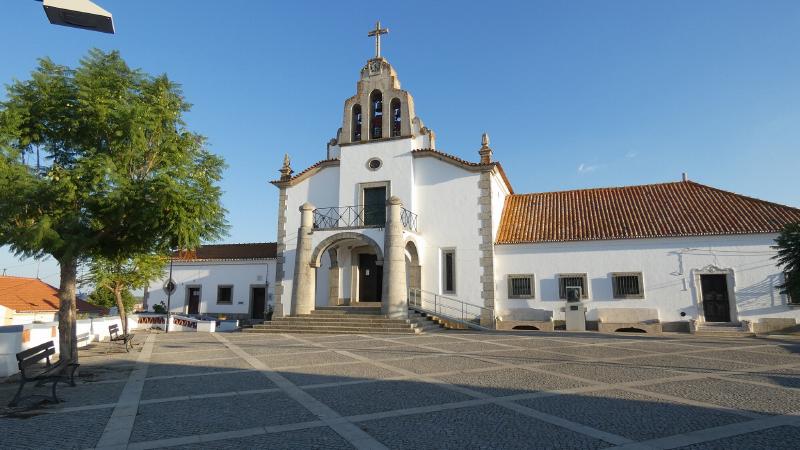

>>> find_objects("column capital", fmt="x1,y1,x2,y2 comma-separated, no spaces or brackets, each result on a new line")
387,195,402,206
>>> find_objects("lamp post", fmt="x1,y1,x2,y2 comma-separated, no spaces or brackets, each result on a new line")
36,0,115,34
164,254,175,333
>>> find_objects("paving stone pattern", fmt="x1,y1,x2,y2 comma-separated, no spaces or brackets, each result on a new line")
1,329,799,449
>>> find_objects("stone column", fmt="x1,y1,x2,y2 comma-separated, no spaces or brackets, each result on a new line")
327,248,340,306
382,196,408,318
291,202,315,316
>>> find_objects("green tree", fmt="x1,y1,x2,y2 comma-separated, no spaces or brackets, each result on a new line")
87,287,137,313
0,49,227,364
774,222,800,301
86,254,166,334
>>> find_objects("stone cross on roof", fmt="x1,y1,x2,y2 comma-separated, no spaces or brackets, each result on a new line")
368,20,389,58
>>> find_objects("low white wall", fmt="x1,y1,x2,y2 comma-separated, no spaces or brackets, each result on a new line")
0,313,227,378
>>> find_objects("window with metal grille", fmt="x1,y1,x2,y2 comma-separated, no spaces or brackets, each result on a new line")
558,274,588,300
508,274,534,299
612,273,644,299
442,249,456,294
217,285,233,305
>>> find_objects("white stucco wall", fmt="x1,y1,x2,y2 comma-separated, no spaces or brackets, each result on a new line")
494,234,798,324
147,259,275,317
337,138,416,211
413,156,484,305
280,165,341,313
489,170,510,241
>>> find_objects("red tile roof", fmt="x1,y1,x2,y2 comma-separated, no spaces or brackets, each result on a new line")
173,243,277,261
0,276,108,314
496,181,800,244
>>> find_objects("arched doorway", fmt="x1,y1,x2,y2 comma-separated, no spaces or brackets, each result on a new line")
405,240,421,293
309,232,384,308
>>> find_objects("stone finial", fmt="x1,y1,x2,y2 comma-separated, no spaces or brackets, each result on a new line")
479,132,493,164
279,153,293,181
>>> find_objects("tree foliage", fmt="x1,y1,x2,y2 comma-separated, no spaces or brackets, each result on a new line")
0,49,227,362
86,253,166,333
88,287,137,313
774,222,800,301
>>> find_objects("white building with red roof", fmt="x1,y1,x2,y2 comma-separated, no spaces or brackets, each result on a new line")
267,25,800,335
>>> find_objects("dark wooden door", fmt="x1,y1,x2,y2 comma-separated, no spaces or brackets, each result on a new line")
187,287,201,315
363,187,386,227
701,274,731,322
358,254,383,302
251,287,266,319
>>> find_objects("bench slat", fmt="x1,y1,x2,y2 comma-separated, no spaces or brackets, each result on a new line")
17,341,55,362
19,347,56,369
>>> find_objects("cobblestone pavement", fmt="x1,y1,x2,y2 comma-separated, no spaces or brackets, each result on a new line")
1,329,799,449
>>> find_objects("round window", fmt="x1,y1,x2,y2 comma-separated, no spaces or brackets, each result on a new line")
367,158,382,170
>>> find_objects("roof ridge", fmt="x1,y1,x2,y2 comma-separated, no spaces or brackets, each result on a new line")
511,180,689,197
683,180,800,212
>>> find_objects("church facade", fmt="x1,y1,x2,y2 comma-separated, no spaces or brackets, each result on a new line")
270,27,800,333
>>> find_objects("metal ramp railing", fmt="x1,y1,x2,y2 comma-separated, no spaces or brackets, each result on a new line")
407,288,493,331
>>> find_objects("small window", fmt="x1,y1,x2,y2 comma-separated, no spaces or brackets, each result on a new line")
217,285,233,305
508,274,535,299
612,272,644,299
442,249,456,294
558,273,588,300
367,158,382,170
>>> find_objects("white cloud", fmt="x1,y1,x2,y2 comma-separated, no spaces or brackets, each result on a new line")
625,151,638,159
577,163,599,174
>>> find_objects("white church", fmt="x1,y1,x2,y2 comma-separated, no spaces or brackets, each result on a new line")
157,24,800,335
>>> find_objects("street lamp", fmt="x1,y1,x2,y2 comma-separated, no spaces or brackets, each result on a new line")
37,0,115,34
164,254,176,333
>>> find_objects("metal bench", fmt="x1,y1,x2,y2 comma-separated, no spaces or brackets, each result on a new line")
108,324,134,352
8,341,79,407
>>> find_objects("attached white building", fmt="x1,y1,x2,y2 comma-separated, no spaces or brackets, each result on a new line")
270,33,800,333
146,243,277,320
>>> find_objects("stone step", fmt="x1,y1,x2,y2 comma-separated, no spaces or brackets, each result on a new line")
305,314,391,320
242,328,420,335
274,318,412,325
246,325,419,333
309,310,385,316
252,323,417,331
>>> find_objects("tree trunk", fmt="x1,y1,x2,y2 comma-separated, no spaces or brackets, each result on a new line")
114,286,129,336
57,258,79,364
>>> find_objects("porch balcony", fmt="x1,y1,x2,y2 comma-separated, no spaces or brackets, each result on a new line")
312,205,419,232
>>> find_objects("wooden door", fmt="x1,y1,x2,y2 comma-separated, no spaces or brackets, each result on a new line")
363,187,386,227
358,254,383,302
187,287,201,315
251,287,266,320
701,274,731,322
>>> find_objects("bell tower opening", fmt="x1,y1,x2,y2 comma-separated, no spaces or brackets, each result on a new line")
352,104,362,142
391,98,401,137
370,90,383,139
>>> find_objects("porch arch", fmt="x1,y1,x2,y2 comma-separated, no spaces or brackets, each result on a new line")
310,232,383,268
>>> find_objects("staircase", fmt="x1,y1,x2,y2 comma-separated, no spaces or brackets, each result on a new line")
243,306,443,335
692,322,754,337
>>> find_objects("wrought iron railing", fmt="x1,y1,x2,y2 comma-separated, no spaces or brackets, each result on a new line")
400,207,418,232
313,205,419,232
408,288,493,331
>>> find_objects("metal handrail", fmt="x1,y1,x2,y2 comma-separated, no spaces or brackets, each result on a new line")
400,207,418,232
313,205,419,232
407,288,493,331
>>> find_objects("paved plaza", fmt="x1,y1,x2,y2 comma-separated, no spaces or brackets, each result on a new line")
1,329,800,449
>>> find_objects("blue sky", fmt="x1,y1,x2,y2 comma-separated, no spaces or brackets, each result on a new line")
1,0,799,286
